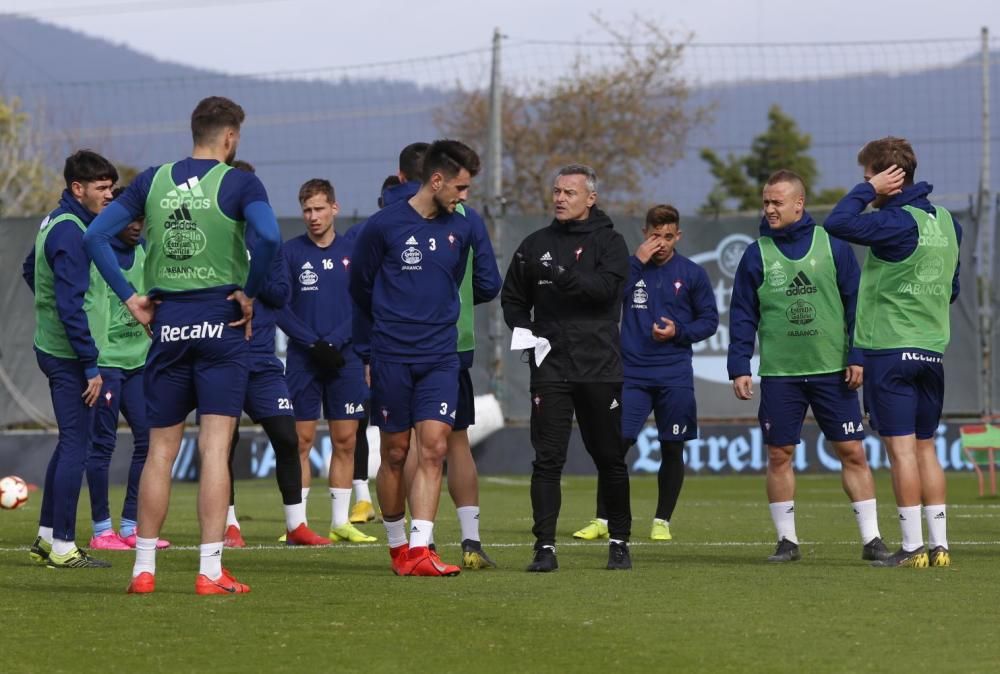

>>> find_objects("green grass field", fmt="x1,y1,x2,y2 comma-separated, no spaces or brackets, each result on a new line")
1,471,997,673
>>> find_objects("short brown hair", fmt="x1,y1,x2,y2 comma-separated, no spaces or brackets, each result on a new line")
298,178,335,205
645,204,679,229
765,169,806,197
191,96,245,145
857,137,917,184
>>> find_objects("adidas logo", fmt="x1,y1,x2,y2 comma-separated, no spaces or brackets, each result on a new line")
635,279,646,287
159,179,210,209
449,410,456,419
405,236,419,245
302,261,314,270
357,404,365,413
934,511,945,520
540,251,552,262
609,398,619,410
785,506,794,514
785,270,817,296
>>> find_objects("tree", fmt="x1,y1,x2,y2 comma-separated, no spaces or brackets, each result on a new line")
436,17,711,215
0,94,60,217
699,104,845,216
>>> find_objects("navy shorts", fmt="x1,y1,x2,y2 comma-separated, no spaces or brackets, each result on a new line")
862,350,945,439
244,357,294,422
144,296,249,427
453,368,475,432
370,356,459,433
286,366,368,422
622,381,697,442
758,373,864,446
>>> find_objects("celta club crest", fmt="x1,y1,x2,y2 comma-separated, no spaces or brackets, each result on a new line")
632,287,648,305
575,247,584,261
401,247,423,265
532,394,542,410
447,233,457,248
341,257,350,269
673,279,683,295
381,407,390,423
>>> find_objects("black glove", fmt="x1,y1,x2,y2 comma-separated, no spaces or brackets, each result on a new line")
529,258,565,283
310,340,345,373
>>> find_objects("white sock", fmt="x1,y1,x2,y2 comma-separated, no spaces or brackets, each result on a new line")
284,502,306,531
457,506,480,542
226,505,239,528
133,537,158,576
768,501,798,544
654,517,669,526
330,488,351,527
353,479,371,503
597,518,608,526
924,504,948,549
409,519,433,549
898,505,923,552
52,538,75,556
301,487,310,502
384,518,407,549
199,542,224,580
38,526,54,544
851,499,881,544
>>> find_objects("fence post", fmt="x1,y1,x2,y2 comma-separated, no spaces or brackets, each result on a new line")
976,26,994,416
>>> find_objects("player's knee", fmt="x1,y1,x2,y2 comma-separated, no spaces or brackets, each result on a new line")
419,440,448,466
767,445,794,468
833,441,868,468
381,442,409,468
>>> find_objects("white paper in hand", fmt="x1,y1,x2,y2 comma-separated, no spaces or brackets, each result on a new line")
510,327,552,366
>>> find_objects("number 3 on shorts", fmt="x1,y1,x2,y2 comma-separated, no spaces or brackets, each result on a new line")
440,402,448,415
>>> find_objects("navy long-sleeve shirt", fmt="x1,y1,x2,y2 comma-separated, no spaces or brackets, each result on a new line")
621,252,718,387
727,213,862,379
349,198,478,363
246,228,289,364
22,191,101,377
84,158,279,301
823,181,962,305
278,232,360,372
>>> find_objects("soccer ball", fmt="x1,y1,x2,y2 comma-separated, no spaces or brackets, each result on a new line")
0,475,29,510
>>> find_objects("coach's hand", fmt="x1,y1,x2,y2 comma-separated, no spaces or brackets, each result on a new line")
844,364,863,390
125,294,155,337
868,164,905,197
82,372,103,407
732,375,753,400
652,317,676,342
227,290,255,340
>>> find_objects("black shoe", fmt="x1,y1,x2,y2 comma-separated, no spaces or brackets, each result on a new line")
29,536,51,566
767,538,801,562
872,546,929,568
461,539,497,569
428,543,436,553
862,536,892,562
929,546,951,567
606,541,632,570
526,546,558,572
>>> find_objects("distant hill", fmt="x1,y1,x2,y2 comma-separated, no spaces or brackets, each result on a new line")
1,15,997,217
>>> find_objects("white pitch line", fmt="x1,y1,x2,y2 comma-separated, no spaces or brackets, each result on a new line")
3,539,1000,553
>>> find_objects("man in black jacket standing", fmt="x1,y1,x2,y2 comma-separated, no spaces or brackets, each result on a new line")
501,164,632,572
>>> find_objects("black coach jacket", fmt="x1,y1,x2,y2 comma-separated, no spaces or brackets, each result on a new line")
501,207,628,384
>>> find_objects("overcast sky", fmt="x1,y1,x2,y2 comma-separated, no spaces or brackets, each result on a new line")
5,0,998,77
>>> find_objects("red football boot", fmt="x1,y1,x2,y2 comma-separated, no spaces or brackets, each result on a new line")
401,546,461,577
390,543,409,575
223,524,246,548
285,523,331,546
195,568,251,595
126,571,155,594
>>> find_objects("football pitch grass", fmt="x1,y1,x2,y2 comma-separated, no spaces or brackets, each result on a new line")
1,472,998,673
